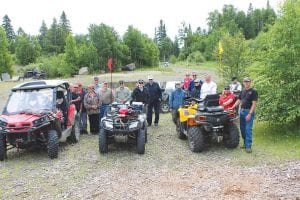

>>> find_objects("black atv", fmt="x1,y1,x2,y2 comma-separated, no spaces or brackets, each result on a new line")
187,94,240,152
99,102,147,154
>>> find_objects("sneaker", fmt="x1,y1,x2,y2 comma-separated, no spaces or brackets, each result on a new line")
245,148,252,153
147,124,151,127
154,123,158,127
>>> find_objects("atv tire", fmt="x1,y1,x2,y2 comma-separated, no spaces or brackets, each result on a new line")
176,118,186,139
144,122,148,143
224,122,240,149
47,130,59,159
160,102,170,113
0,134,7,161
136,129,145,154
188,126,204,152
99,128,108,153
68,114,80,143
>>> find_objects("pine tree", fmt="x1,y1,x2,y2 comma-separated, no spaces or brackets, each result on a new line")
44,18,61,53
2,15,15,41
59,11,72,33
173,36,180,57
0,27,13,76
2,15,16,53
39,20,48,51
16,27,26,36
59,11,72,52
244,3,256,39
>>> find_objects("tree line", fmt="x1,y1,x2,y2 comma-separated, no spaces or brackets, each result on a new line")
1,2,276,76
0,1,299,124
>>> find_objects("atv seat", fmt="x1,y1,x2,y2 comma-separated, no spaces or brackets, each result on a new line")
204,94,220,107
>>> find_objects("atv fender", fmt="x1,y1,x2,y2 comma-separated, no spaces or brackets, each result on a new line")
178,105,198,123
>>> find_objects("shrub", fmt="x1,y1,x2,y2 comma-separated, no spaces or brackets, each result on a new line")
169,55,177,64
187,51,206,64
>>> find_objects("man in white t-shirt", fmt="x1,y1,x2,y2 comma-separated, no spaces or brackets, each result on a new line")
230,77,242,93
200,74,217,99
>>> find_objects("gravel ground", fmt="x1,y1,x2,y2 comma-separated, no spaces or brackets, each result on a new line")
0,68,299,199
0,113,299,199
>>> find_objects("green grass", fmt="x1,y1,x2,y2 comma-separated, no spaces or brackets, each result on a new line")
254,122,300,160
135,66,173,73
173,61,219,70
227,121,300,166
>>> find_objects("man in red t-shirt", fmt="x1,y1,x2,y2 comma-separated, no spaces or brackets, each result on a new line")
183,72,192,91
219,86,236,110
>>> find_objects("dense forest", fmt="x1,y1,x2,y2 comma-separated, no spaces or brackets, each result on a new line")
0,0,299,124
1,2,276,76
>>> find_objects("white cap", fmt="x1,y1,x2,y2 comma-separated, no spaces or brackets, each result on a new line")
147,75,153,80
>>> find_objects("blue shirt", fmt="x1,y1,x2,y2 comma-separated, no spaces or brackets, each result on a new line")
169,89,185,109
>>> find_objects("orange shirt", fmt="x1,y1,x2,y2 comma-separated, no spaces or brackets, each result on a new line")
219,92,235,110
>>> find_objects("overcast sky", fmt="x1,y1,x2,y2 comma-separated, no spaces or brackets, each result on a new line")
1,0,283,39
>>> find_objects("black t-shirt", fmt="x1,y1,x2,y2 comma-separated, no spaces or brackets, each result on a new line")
72,92,81,112
239,88,258,109
131,87,149,104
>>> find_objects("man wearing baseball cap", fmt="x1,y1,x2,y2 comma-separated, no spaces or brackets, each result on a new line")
231,77,258,153
131,79,149,107
114,80,131,104
145,75,162,127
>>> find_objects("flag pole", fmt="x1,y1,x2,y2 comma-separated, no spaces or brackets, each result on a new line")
110,65,113,103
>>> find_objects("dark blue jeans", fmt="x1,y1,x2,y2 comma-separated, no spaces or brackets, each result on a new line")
80,111,87,131
240,109,255,148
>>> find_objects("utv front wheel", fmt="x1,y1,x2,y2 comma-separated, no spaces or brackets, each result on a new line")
68,114,80,143
176,119,186,139
136,130,145,154
99,128,108,153
0,134,7,161
188,126,204,152
48,130,59,159
224,122,240,149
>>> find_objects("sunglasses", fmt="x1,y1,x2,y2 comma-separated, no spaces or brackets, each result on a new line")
138,82,144,84
224,88,230,90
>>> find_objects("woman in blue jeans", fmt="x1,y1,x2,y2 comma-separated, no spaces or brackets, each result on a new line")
231,77,258,153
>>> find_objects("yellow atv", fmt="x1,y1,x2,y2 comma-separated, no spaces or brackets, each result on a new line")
176,98,201,139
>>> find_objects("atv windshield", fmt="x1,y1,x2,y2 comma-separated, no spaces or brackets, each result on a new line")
4,88,54,114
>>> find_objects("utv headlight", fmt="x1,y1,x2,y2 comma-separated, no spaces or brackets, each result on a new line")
129,122,139,129
103,121,113,129
0,118,7,127
33,117,47,127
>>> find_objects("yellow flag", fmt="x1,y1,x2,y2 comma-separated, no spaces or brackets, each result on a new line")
218,41,224,55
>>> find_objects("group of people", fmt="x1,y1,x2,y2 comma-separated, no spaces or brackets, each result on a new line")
69,76,163,135
169,73,258,153
68,73,257,153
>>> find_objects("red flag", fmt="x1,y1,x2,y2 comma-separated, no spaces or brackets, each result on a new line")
107,58,113,72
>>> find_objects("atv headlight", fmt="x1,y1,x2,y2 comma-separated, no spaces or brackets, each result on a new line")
129,122,139,129
103,121,113,129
